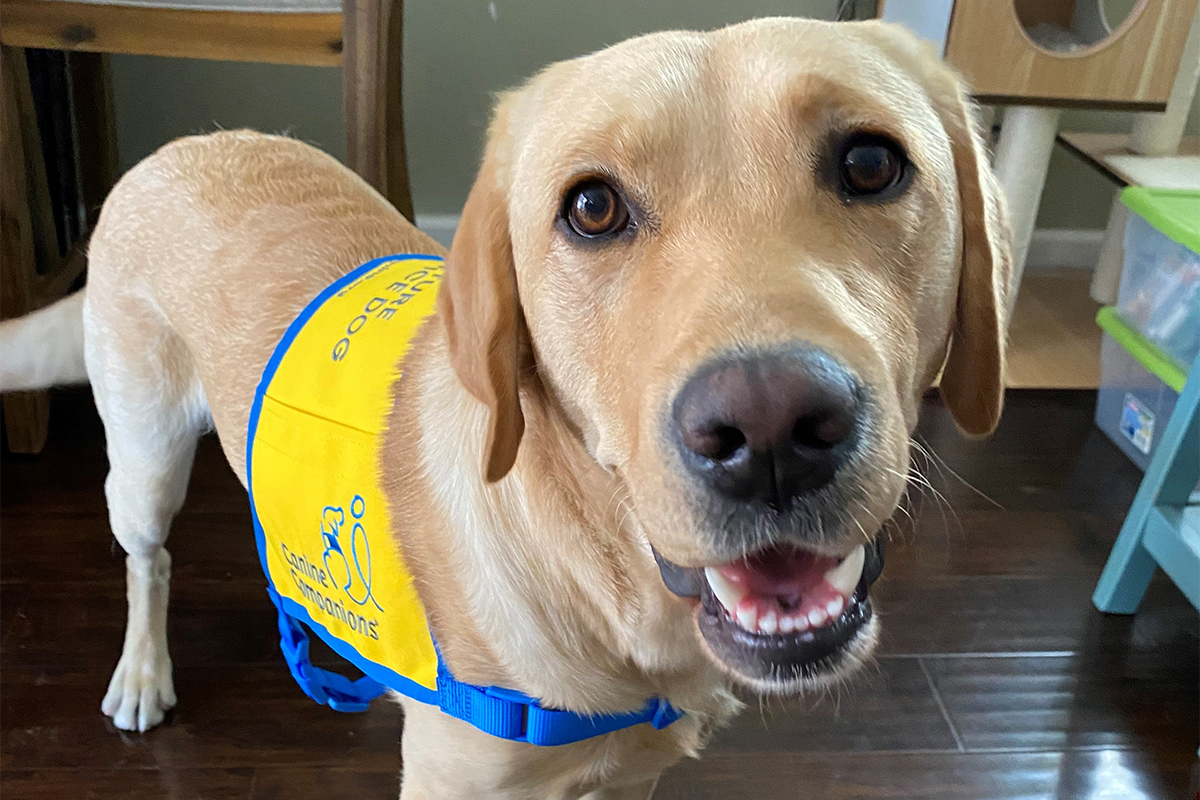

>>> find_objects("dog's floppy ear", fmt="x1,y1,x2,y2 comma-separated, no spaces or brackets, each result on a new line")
439,133,526,482
935,82,1014,436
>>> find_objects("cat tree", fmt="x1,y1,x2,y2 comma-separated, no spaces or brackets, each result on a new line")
881,0,1200,290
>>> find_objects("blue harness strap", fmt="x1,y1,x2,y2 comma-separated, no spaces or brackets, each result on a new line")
434,653,684,746
271,588,386,712
269,592,684,745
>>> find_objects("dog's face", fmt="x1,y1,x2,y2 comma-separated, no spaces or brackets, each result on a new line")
440,19,1011,693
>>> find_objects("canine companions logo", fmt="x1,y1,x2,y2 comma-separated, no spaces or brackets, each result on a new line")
321,494,384,613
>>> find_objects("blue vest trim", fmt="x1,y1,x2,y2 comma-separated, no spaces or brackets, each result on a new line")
267,588,684,745
249,254,684,746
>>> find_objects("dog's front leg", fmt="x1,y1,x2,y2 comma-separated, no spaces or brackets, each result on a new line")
397,699,510,800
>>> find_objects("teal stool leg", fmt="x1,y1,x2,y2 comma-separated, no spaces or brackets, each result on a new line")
1093,350,1200,614
1093,522,1158,614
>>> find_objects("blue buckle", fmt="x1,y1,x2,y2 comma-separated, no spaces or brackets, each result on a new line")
435,673,529,739
520,692,682,746
435,653,683,746
650,697,685,730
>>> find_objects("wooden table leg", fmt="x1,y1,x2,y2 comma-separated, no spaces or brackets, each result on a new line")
342,0,414,221
70,51,120,227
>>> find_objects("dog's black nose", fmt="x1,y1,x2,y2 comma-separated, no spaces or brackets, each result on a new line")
673,348,860,508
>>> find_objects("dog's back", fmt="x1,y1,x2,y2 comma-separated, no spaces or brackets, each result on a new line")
5,130,442,477
85,131,443,474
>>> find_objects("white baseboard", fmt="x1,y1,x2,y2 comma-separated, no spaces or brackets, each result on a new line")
1025,228,1104,271
419,214,1104,272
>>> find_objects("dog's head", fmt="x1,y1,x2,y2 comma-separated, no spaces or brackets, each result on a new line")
438,19,1012,694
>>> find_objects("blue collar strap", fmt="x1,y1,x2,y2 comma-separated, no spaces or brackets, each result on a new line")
270,589,684,745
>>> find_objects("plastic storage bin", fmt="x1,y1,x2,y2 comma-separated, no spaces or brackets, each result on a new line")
1116,188,1200,369
1095,308,1188,471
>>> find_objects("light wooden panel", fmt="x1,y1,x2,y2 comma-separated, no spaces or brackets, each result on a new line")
0,0,343,66
1006,269,1102,389
944,0,1200,109
1058,131,1200,185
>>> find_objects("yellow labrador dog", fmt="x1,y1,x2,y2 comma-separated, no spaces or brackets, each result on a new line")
0,17,1011,799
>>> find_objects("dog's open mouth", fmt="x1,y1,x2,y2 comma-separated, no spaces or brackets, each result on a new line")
654,538,884,688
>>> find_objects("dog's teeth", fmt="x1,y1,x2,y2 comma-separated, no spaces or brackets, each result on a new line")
709,544,865,636
823,544,866,599
735,603,758,632
704,567,747,616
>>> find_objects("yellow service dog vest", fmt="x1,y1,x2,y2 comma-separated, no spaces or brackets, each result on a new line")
247,254,681,745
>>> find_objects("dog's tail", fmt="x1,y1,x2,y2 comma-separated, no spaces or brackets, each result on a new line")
0,290,88,392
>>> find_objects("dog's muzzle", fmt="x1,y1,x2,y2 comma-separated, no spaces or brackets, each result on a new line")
653,537,885,687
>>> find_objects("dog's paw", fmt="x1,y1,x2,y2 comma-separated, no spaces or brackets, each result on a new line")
101,647,176,732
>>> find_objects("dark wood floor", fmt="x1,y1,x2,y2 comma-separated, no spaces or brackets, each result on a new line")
2,389,1197,799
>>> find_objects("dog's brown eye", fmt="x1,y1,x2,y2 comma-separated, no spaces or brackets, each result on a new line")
840,136,905,197
565,180,629,238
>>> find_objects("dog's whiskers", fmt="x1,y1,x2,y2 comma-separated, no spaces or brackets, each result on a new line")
848,499,875,544
900,444,961,541
913,434,1003,509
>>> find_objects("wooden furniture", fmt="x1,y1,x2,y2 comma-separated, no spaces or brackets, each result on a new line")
0,0,413,453
881,0,1200,291
945,0,1198,109
1057,132,1200,188
2,0,344,65
0,47,105,453
882,0,1199,107
1094,348,1200,614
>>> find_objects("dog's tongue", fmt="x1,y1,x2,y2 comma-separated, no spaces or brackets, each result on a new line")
716,546,837,605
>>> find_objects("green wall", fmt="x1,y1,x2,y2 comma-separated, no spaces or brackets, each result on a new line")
108,0,1199,228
